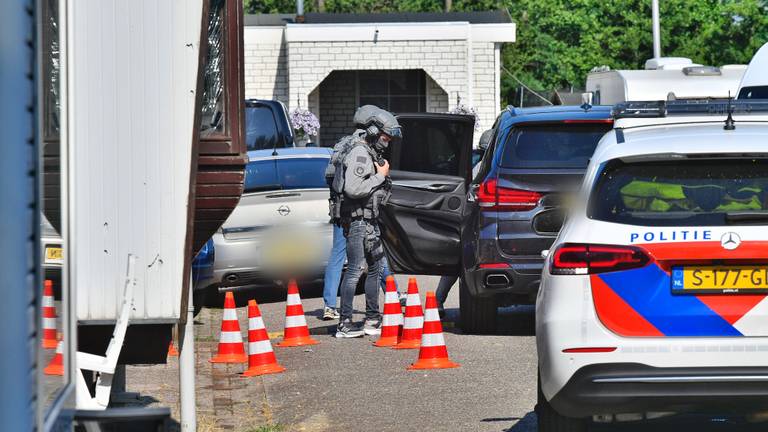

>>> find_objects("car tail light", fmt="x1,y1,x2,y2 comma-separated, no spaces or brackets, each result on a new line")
477,178,542,212
550,243,650,275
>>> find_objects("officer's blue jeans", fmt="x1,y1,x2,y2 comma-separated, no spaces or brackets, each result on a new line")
339,220,383,322
323,223,396,309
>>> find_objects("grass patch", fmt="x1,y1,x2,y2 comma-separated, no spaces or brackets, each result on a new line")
246,425,286,432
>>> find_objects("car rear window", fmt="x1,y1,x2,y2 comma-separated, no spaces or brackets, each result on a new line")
500,124,611,169
245,105,285,151
589,158,768,226
738,86,768,100
244,157,329,193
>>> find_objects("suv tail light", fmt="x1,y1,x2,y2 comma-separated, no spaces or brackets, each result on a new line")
477,178,542,212
550,243,650,275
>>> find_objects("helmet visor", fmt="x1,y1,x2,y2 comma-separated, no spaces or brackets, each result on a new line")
382,126,402,139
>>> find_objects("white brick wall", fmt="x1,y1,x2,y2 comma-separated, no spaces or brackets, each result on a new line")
244,25,510,146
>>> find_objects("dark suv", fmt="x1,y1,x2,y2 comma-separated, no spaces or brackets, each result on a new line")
378,106,613,333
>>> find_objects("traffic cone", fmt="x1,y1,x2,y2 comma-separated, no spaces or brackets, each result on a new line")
41,280,58,349
393,278,423,350
242,299,286,377
408,291,460,370
276,280,319,347
167,340,179,357
373,276,403,347
44,339,64,376
210,292,247,363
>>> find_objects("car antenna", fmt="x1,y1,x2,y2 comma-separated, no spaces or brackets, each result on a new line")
724,92,736,131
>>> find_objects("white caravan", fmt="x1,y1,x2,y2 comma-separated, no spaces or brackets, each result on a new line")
737,42,768,99
586,57,747,105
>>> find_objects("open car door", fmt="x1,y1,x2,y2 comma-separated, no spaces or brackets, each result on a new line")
380,113,475,275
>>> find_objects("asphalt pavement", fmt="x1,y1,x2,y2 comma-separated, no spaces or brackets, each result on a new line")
127,274,768,431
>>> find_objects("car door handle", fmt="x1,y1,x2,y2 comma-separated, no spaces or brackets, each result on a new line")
389,196,444,210
392,181,457,193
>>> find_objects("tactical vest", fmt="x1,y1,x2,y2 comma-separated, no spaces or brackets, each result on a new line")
326,133,389,225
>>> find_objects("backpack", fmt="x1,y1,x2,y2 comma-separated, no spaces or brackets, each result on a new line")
325,135,368,224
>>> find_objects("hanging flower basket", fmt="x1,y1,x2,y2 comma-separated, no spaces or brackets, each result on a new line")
448,104,481,131
289,107,320,144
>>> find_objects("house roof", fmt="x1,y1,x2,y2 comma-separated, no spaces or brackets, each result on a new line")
245,11,512,26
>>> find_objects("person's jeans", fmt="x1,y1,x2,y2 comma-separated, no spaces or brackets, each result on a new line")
339,220,383,322
323,223,398,309
436,275,458,307
322,224,346,308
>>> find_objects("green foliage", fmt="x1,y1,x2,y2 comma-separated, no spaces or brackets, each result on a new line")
243,0,768,104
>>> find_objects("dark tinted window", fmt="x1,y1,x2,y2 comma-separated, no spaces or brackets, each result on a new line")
738,86,768,99
387,117,473,177
244,157,329,193
500,124,611,169
245,105,282,151
589,158,768,226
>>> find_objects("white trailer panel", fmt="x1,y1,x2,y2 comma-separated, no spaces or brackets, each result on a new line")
68,0,203,322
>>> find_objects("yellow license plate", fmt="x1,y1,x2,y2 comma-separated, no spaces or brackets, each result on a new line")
672,266,768,293
45,247,63,261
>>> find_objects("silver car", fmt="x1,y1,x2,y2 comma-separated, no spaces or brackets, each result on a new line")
211,147,334,291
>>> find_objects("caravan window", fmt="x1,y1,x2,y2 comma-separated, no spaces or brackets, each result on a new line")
738,86,768,99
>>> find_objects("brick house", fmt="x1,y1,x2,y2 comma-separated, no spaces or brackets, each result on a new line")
244,12,516,146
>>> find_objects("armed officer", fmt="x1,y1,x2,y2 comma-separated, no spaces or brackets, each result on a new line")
326,105,402,338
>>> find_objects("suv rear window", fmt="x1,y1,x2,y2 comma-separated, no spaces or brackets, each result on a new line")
500,124,611,169
245,157,329,193
589,158,768,226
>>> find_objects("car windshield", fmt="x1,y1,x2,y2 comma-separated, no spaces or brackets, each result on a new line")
245,104,287,151
244,156,329,193
500,123,611,169
589,158,768,226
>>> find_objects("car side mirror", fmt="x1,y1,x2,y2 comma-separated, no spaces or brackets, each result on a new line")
305,141,317,147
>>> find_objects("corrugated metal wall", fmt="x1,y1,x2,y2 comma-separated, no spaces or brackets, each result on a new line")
0,0,37,428
70,0,203,322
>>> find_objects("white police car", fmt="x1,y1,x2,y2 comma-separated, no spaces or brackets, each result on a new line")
536,99,768,431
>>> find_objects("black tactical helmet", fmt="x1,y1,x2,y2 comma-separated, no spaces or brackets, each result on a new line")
353,105,402,139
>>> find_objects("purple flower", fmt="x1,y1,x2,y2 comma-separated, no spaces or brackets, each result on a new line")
289,107,320,137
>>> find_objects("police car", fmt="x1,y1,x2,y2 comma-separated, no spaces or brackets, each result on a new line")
536,99,768,431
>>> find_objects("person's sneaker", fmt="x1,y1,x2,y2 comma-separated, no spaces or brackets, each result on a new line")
323,307,340,321
363,318,382,336
335,320,364,338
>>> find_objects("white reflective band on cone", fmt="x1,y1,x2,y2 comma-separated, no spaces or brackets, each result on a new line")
383,314,403,326
55,341,63,353
42,297,54,307
43,317,57,329
421,332,446,348
384,292,399,303
286,293,302,305
403,316,424,329
424,309,440,322
219,331,244,343
249,317,265,330
284,315,307,328
249,340,273,354
223,308,238,321
406,294,420,305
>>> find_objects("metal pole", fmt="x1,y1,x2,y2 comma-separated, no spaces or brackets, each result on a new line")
179,277,196,432
652,0,661,59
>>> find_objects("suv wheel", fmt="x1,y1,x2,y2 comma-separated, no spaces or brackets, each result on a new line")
459,276,497,334
536,374,587,432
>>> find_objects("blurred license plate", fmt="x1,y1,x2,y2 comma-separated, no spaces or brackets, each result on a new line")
672,265,768,294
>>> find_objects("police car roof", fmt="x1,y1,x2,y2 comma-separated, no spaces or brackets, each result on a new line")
593,122,768,164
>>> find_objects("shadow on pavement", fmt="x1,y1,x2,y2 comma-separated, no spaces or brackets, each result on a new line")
440,305,535,337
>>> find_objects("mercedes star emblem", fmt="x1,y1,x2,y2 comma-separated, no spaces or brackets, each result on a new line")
277,205,291,216
720,232,741,250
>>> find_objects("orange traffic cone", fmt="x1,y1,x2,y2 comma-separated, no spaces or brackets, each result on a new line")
393,278,423,350
41,280,58,349
210,292,247,363
408,291,460,370
167,340,179,357
242,299,286,377
44,339,64,376
374,276,403,347
277,280,319,347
